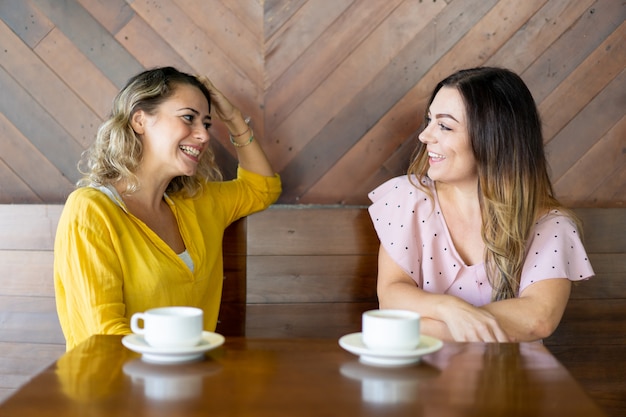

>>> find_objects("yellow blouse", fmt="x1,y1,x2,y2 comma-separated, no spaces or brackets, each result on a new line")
54,167,281,350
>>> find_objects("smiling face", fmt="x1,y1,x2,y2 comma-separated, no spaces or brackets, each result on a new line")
418,86,478,189
131,83,212,180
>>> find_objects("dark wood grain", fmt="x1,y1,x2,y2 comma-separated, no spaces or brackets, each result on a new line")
0,161,41,204
30,0,144,87
575,208,626,253
264,0,403,132
246,206,378,255
0,335,607,416
0,204,623,414
0,0,623,206
538,20,625,140
547,344,626,414
246,302,377,338
0,114,74,202
247,255,378,303
276,0,498,201
0,71,84,189
523,1,623,103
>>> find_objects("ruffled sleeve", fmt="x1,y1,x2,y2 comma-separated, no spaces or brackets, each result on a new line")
520,210,595,293
368,176,471,298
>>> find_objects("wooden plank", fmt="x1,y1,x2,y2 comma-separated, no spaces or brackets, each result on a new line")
128,0,262,119
263,0,306,39
30,0,144,88
546,344,626,416
216,303,245,337
522,0,626,103
76,0,134,34
277,0,497,202
219,0,263,41
546,69,625,182
0,205,62,251
247,206,378,256
34,27,119,119
217,218,247,335
539,22,626,140
222,217,246,255
222,255,245,303
0,296,64,345
246,302,378,338
265,0,404,132
0,20,100,150
0,342,64,389
267,0,447,173
0,389,13,404
311,134,417,206
247,255,378,303
303,0,546,203
554,115,626,206
308,0,599,204
114,14,196,75
264,0,352,89
570,254,626,299
0,114,74,203
574,208,626,253
486,0,596,73
174,0,263,87
587,161,626,206
0,0,55,48
0,161,41,204
222,216,246,336
0,251,54,298
545,299,626,346
0,66,83,184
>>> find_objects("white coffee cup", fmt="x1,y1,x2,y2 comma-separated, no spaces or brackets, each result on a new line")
362,309,421,351
130,306,203,349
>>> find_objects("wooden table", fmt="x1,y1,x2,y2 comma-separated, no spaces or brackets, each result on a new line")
0,335,606,416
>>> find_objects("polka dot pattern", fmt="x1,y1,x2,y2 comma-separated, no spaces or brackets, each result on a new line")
368,176,595,306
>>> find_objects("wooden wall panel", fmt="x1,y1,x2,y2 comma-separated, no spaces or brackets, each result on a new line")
0,0,623,206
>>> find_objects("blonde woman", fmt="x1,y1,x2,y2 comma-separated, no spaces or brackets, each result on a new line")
369,67,593,343
54,67,281,350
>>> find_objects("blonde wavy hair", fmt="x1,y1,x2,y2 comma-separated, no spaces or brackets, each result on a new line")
78,66,222,196
408,67,581,301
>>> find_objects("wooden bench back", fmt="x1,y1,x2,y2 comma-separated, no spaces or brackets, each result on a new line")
1,204,624,403
243,206,626,344
543,208,626,347
0,205,244,401
245,206,379,338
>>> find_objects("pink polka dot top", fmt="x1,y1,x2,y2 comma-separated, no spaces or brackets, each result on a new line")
368,175,595,306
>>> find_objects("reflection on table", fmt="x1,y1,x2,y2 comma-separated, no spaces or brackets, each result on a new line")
0,335,606,417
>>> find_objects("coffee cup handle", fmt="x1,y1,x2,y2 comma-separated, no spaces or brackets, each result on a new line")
130,313,145,335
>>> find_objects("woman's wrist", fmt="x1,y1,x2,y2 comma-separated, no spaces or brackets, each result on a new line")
230,128,254,148
223,110,247,130
226,116,251,142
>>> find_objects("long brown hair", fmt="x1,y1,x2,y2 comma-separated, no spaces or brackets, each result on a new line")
408,67,578,301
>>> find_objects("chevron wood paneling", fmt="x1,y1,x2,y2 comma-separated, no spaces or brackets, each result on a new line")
0,0,624,206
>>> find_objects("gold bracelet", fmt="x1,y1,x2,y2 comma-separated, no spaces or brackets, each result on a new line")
228,116,252,137
230,129,254,147
230,126,250,138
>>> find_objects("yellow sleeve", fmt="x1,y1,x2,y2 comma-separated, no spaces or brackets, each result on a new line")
215,166,281,224
54,189,131,350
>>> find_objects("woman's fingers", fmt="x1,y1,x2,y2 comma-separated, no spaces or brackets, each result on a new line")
445,305,510,343
196,76,238,121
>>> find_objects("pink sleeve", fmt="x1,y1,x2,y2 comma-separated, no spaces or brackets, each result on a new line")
368,176,474,300
520,210,595,293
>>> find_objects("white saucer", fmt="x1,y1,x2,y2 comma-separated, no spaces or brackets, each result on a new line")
122,331,225,364
339,333,443,366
